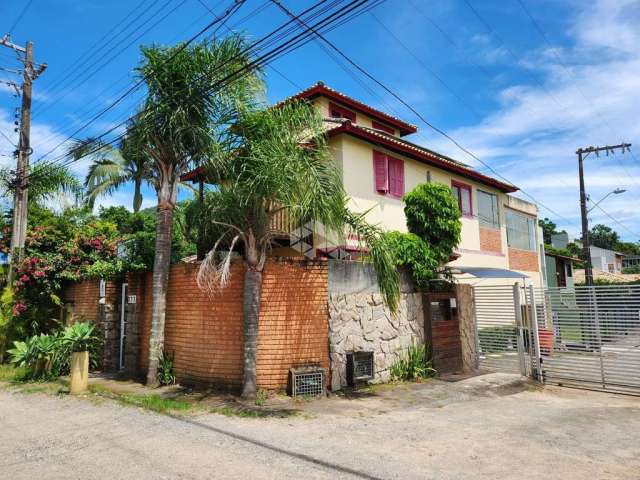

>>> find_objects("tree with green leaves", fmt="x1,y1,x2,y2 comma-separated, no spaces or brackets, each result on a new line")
538,217,559,245
69,133,152,213
134,35,262,385
588,224,620,250
197,100,399,399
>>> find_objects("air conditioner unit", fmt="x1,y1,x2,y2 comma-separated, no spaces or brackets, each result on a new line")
289,366,325,398
346,351,374,386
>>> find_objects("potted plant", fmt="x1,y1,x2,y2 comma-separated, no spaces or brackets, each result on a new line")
62,322,100,394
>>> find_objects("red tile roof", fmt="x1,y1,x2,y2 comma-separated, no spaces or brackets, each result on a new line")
277,82,418,136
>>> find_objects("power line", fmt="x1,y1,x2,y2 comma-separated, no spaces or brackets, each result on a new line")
32,0,184,119
8,0,35,34
269,0,571,224
514,0,640,190
25,0,372,184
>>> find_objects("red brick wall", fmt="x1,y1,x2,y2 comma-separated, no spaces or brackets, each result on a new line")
137,259,329,391
508,248,539,271
479,227,502,254
256,260,329,390
62,279,117,324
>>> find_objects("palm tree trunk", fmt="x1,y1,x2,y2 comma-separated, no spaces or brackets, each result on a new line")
241,266,262,399
133,176,143,213
146,175,177,386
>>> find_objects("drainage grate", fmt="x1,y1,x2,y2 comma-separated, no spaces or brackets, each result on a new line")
289,366,325,398
346,351,374,386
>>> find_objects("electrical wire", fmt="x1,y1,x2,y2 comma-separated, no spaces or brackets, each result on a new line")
24,0,371,184
8,0,35,34
269,0,571,224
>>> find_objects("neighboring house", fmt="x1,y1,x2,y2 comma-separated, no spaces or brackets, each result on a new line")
550,232,570,249
589,245,624,274
543,251,578,289
182,82,545,286
622,255,640,270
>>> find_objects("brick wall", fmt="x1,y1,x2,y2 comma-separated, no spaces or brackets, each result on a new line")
479,226,502,254
256,260,329,390
508,247,539,271
137,259,329,391
62,279,120,370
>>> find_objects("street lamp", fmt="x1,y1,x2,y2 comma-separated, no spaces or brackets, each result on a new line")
587,188,626,213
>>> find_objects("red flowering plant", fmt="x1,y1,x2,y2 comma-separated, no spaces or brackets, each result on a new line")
9,212,122,334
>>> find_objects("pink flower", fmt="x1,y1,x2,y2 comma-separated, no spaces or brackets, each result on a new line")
19,274,29,282
12,303,27,316
34,270,45,278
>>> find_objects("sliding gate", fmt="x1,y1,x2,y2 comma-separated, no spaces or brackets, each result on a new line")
474,283,640,395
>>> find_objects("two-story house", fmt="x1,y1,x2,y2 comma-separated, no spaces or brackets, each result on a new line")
182,82,545,287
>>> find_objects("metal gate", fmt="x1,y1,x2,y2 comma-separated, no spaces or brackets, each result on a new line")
473,284,539,378
473,283,640,395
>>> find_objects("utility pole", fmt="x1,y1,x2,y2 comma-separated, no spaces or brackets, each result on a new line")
1,34,46,281
577,143,632,286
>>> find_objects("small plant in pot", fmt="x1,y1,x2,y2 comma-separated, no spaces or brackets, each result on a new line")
61,322,101,394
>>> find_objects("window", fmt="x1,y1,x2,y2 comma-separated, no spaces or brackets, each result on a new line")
373,151,404,198
506,209,537,251
372,120,394,135
329,102,356,122
451,181,472,216
477,189,499,229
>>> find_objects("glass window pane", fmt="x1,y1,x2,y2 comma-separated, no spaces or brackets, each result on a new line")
506,210,537,251
461,187,471,215
478,190,499,228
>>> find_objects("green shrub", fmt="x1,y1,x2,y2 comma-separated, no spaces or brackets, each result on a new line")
157,349,176,386
390,342,436,381
61,322,101,353
7,322,101,380
383,231,439,290
403,183,461,264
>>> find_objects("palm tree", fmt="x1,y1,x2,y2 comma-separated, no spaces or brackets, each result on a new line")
68,135,151,213
135,36,262,385
197,101,399,399
0,163,81,207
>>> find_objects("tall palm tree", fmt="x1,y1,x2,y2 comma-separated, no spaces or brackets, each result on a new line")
0,163,81,207
197,101,399,399
69,135,151,213
135,36,262,385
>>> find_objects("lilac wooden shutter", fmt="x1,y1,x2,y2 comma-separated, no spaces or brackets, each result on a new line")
373,151,388,193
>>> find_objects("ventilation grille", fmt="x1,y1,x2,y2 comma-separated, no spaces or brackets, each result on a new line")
347,351,375,386
289,366,325,398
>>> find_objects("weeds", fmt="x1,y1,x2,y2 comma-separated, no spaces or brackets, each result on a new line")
157,350,176,386
390,342,436,381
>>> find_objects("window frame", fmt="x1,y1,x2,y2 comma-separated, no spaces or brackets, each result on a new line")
372,120,395,135
373,150,404,199
505,208,537,251
328,102,356,122
451,180,473,217
477,189,500,229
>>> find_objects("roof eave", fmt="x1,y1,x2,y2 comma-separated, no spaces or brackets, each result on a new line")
328,123,518,194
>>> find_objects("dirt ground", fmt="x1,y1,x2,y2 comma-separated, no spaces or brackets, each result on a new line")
1,373,639,479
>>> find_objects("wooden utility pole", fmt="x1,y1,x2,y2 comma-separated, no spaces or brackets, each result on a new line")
577,143,632,286
1,35,46,280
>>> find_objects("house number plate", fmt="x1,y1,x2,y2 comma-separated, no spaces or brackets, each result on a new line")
127,295,137,304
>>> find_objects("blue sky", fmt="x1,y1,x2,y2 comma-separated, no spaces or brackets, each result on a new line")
1,0,640,241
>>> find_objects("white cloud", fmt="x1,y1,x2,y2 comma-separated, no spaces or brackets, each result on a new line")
415,0,640,240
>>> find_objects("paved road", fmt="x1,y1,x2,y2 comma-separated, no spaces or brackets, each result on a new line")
2,376,640,479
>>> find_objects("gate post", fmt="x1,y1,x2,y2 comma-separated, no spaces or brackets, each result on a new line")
513,283,527,376
528,285,542,382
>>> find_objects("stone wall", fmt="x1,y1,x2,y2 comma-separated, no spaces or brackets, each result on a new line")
328,291,424,390
455,284,479,372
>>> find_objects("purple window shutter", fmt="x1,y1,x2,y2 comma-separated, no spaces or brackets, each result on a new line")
373,151,388,193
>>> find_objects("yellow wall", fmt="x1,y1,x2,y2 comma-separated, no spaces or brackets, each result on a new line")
322,133,544,285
